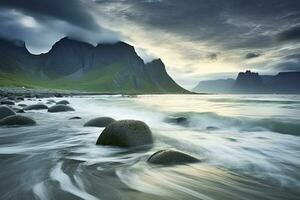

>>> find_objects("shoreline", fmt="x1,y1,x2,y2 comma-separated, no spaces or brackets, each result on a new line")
0,87,203,98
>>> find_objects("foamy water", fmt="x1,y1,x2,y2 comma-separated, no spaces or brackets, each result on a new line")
0,94,299,200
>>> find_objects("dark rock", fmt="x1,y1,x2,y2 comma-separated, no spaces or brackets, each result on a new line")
48,105,75,112
56,100,69,105
0,106,16,120
1,100,15,105
96,120,153,147
0,115,36,126
165,116,189,126
16,97,24,101
69,116,81,120
84,117,115,127
24,104,48,110
18,104,27,107
147,150,199,165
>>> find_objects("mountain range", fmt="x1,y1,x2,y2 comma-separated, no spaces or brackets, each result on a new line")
193,70,300,94
0,37,188,93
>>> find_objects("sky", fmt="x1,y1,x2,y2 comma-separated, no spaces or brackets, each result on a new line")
0,0,300,89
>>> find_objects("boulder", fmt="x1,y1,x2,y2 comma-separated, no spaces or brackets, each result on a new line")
0,115,36,126
84,117,115,127
1,100,15,105
18,104,27,107
96,120,153,147
24,104,48,110
56,100,70,105
0,106,16,120
165,116,189,126
147,150,199,165
48,105,75,112
69,116,81,120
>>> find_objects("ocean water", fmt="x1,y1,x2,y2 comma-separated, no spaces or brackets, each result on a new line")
0,94,299,200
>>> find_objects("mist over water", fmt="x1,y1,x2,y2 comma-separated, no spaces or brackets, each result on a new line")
0,94,300,200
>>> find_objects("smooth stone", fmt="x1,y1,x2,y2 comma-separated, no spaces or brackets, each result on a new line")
56,100,70,105
84,117,115,127
24,104,48,110
0,115,36,126
165,116,189,126
96,120,153,148
0,106,16,120
18,104,27,107
69,116,81,120
147,150,199,165
48,105,75,112
1,100,15,105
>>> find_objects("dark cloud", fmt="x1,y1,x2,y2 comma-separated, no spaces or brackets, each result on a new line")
0,0,120,53
0,0,98,30
96,0,300,50
274,61,300,71
245,52,261,59
207,53,218,61
276,26,300,42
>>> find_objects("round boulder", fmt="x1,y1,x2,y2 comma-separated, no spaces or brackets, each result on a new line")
84,117,115,127
0,106,16,120
18,104,27,107
96,120,153,147
24,104,48,110
56,100,70,105
48,105,75,112
147,150,199,165
0,115,36,126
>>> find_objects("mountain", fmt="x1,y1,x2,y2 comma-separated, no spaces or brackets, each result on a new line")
232,70,268,93
0,37,188,93
192,79,235,93
193,70,300,94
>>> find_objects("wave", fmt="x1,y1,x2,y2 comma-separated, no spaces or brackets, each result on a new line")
167,112,300,136
207,98,300,105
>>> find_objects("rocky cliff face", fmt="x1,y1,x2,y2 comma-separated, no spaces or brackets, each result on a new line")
0,37,188,93
232,70,268,93
193,70,300,94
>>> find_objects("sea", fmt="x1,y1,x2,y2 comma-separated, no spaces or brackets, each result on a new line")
0,94,299,200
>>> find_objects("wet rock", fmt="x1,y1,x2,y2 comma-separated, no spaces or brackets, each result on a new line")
96,120,153,148
0,115,36,126
69,116,81,120
1,100,15,105
165,116,189,126
24,104,48,110
84,117,115,127
0,106,16,120
48,105,75,112
147,150,199,165
18,104,27,107
56,100,69,105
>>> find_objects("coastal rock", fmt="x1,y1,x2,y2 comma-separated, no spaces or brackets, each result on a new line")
18,104,27,107
48,105,75,112
0,115,36,126
0,106,16,120
56,100,70,105
24,104,48,110
165,116,189,126
1,100,15,105
84,117,116,127
69,116,81,120
96,120,153,147
147,150,199,165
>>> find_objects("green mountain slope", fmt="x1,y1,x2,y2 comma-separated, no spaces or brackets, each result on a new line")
0,37,189,93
